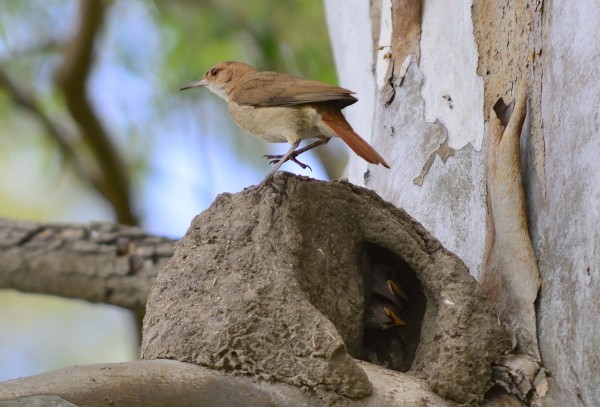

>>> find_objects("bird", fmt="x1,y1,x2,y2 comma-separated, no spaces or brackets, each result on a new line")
364,301,406,331
363,265,411,371
365,270,409,331
180,61,390,178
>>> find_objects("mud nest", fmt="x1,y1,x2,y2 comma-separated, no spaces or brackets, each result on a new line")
141,173,507,404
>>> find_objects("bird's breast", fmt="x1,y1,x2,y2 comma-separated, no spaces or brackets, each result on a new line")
228,103,337,144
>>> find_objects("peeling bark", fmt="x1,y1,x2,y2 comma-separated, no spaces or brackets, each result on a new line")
413,137,455,186
391,0,421,65
472,0,546,200
373,0,422,103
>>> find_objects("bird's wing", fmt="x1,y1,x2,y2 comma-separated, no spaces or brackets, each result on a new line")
229,71,358,109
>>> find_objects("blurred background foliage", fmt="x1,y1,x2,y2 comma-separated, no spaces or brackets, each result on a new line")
0,0,344,380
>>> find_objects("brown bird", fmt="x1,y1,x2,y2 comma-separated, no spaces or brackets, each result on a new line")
181,62,390,177
366,270,409,330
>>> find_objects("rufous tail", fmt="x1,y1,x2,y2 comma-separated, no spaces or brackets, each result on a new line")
321,110,390,168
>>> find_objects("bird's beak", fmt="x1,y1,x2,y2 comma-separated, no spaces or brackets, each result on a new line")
180,78,208,91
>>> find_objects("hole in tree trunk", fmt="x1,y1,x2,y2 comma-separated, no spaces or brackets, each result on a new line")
360,243,426,372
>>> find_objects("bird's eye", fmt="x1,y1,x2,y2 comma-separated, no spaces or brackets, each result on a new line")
210,68,219,76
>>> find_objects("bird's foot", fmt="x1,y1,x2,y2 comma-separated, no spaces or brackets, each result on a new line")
287,156,312,171
262,154,283,161
262,154,312,171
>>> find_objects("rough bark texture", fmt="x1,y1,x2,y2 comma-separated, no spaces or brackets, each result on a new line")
141,173,507,404
472,4,548,276
390,0,421,65
472,0,544,118
0,218,173,312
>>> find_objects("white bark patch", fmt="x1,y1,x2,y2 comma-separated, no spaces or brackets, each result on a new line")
420,0,484,151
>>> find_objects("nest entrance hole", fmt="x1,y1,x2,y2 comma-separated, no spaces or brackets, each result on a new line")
359,243,426,372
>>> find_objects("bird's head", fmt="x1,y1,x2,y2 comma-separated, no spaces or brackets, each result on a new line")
180,61,255,100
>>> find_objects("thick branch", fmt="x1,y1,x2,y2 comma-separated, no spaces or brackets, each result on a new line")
57,0,137,225
0,218,173,312
0,359,457,407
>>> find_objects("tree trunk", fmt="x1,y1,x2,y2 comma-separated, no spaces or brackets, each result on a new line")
326,0,599,405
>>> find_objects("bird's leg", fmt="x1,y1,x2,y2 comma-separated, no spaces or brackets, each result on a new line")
289,137,330,157
265,140,301,179
263,138,330,171
265,155,312,171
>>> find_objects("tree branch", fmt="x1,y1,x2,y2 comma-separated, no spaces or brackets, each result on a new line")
0,218,173,312
0,359,459,407
0,66,106,196
0,0,138,226
57,0,137,225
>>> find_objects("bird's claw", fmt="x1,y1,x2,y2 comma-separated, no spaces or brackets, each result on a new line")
262,154,312,171
290,157,311,171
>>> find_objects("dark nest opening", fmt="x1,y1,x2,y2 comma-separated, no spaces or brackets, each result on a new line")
359,243,426,372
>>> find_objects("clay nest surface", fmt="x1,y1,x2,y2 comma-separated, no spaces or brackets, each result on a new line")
141,173,508,404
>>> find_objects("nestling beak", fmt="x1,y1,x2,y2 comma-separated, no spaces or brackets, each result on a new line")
180,78,208,91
